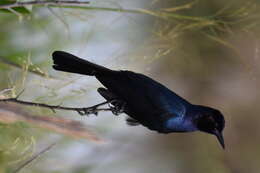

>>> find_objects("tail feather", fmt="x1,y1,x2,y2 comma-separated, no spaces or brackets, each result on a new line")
52,51,112,76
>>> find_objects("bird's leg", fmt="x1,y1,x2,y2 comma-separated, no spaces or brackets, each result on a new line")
97,88,125,115
80,101,110,116
109,99,126,115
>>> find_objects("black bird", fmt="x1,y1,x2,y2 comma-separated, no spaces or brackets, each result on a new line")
52,51,225,149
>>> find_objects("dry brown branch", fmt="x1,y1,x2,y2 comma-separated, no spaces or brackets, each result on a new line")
0,0,89,9
0,96,124,115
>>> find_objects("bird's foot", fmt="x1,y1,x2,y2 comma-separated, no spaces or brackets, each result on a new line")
77,107,98,116
109,99,126,115
77,101,109,116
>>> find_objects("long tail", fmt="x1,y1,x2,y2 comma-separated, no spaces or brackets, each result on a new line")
52,51,113,76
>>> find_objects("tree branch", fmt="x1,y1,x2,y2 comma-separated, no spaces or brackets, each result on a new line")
0,56,54,78
0,0,89,9
0,96,124,116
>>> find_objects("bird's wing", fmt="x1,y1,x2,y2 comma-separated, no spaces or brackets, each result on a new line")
97,70,191,132
121,71,191,127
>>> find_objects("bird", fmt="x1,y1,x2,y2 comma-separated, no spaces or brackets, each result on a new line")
52,51,225,149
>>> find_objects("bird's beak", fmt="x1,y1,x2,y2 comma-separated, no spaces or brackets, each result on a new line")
214,129,225,149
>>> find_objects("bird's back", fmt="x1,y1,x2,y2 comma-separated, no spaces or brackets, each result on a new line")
97,71,191,132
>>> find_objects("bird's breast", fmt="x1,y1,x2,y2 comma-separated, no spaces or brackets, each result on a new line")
165,117,197,132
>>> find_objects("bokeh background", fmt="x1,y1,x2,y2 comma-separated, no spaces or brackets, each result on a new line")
0,0,260,172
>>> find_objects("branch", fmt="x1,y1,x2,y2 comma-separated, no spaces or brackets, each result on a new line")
0,0,89,9
12,142,57,173
0,96,124,116
0,0,210,23
0,56,54,78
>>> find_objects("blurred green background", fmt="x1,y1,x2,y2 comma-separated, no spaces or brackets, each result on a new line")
0,0,260,172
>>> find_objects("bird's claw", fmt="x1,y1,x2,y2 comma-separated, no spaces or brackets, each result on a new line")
78,107,98,116
76,100,125,116
109,100,125,115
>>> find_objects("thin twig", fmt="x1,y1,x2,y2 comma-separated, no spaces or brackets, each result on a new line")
0,56,53,78
0,97,113,115
0,0,89,9
12,142,57,173
0,0,212,23
0,93,125,116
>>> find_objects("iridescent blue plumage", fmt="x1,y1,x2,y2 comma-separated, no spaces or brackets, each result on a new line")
52,51,226,149
115,71,194,132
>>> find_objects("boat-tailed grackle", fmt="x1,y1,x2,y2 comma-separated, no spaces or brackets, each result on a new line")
52,51,225,149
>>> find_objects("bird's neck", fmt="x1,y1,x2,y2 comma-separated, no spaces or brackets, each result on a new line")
165,104,202,132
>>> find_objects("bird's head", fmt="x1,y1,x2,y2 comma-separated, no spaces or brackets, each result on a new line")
194,106,225,149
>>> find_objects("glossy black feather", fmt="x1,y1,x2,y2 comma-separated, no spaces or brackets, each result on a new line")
52,51,112,76
52,51,225,148
96,70,190,132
